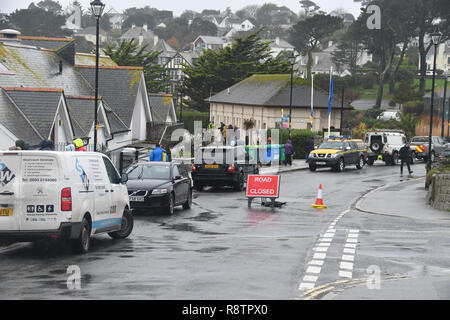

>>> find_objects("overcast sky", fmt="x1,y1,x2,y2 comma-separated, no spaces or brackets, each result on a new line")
0,0,363,17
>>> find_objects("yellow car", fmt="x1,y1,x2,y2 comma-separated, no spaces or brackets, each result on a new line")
308,139,366,172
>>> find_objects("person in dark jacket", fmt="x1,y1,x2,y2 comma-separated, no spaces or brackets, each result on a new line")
39,139,54,150
399,142,413,175
284,139,294,166
305,136,314,161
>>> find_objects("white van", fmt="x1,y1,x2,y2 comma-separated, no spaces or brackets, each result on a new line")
0,151,133,254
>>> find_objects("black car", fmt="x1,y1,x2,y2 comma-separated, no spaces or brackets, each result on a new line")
126,162,192,215
191,146,258,191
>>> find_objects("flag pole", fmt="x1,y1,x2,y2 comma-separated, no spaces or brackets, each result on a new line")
328,67,333,138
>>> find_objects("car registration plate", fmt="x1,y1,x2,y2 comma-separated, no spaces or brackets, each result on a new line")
129,196,145,202
205,165,219,168
316,162,326,165
0,208,13,216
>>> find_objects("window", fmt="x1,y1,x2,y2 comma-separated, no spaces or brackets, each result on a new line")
103,157,121,184
172,165,180,178
178,164,188,177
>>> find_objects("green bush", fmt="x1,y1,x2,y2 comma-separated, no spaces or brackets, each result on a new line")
268,128,319,159
177,110,210,133
403,100,424,115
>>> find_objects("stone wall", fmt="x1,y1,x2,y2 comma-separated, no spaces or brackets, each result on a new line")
428,173,450,211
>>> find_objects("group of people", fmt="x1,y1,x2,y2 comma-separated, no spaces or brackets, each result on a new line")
8,138,87,152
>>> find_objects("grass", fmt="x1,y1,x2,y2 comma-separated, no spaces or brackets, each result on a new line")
359,78,447,101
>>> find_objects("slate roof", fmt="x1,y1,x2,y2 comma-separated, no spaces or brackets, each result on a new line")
18,36,75,51
206,74,351,109
74,53,118,67
0,89,42,145
2,87,63,140
197,36,226,45
65,95,96,137
148,93,175,124
76,65,143,127
120,27,156,41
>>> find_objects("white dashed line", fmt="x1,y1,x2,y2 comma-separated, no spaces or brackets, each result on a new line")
303,275,319,282
339,270,353,278
342,254,355,262
306,266,322,274
309,260,324,266
313,253,326,260
340,262,354,270
338,229,360,280
343,248,356,254
299,282,315,290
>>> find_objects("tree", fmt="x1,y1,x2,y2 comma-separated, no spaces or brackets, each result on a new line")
9,5,72,37
81,13,111,31
299,1,321,17
189,18,217,37
332,39,364,86
103,39,169,93
289,14,343,80
183,29,291,111
36,0,62,14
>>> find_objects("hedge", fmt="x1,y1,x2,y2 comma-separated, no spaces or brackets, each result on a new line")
177,110,210,134
268,128,320,159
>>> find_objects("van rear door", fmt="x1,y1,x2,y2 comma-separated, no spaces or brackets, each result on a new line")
20,153,62,231
0,152,21,231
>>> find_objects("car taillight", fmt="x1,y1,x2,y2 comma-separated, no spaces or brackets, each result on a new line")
61,187,72,211
228,164,236,172
191,164,196,172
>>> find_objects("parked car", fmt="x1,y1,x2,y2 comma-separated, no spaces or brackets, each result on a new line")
377,111,400,121
308,139,365,172
365,130,407,165
410,136,450,163
126,161,192,215
0,151,133,254
191,145,258,191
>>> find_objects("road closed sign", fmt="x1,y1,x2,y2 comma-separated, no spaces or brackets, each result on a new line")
246,175,280,198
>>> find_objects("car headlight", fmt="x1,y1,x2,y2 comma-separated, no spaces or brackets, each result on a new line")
330,153,338,158
152,188,169,195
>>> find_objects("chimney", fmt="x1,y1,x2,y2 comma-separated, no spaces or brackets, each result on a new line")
154,35,159,46
59,60,63,74
139,33,144,46
315,55,319,65
275,37,280,46
143,23,148,32
132,23,136,29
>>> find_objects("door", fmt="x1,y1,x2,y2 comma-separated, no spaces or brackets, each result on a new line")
0,152,21,231
177,164,191,203
102,157,124,230
20,154,61,231
343,142,353,164
172,165,188,205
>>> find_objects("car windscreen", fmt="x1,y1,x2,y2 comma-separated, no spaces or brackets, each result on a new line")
412,137,427,143
127,165,171,180
318,142,344,150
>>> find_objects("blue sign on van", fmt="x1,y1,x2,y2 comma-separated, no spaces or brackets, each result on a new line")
0,163,15,186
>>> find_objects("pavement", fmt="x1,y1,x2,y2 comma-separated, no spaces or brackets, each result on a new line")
259,159,309,175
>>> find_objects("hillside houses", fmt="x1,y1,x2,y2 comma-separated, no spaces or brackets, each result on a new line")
0,29,177,153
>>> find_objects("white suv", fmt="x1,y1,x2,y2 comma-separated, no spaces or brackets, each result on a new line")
0,151,133,254
365,130,407,166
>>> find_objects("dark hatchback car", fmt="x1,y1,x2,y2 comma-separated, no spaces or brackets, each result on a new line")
191,146,258,191
126,162,192,215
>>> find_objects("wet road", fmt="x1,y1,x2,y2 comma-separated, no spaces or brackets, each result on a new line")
0,161,447,299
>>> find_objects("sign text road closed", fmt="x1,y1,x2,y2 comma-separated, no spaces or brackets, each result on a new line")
246,175,280,198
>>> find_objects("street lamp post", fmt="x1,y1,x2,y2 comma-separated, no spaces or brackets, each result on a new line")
288,51,295,140
340,86,345,136
90,0,105,152
179,74,184,123
441,75,448,138
427,28,442,172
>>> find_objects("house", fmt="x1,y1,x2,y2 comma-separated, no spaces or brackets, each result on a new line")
0,29,156,153
0,87,74,150
266,37,295,58
74,52,118,67
74,26,108,45
422,41,450,74
163,51,198,94
193,36,228,53
207,74,351,133
106,7,124,30
120,24,158,47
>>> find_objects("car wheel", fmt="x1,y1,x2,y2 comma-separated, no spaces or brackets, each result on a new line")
309,164,316,172
234,172,245,191
108,209,134,239
370,141,384,153
356,156,364,169
71,217,91,254
165,193,175,215
336,158,345,172
183,189,192,209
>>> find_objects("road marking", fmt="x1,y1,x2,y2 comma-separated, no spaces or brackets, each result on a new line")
303,275,319,282
313,247,328,252
319,238,332,242
343,248,356,254
317,242,330,248
344,243,357,249
338,271,353,278
342,254,354,262
299,282,315,290
306,266,322,274
348,233,358,238
340,262,354,270
309,260,324,266
323,233,335,238
313,253,326,259
346,238,358,243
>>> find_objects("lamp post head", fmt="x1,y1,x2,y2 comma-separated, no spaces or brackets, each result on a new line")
90,0,105,18
289,51,296,67
430,28,442,46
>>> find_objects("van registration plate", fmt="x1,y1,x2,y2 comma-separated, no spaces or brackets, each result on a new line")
0,208,13,216
205,165,219,168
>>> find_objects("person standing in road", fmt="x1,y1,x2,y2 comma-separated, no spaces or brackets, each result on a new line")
399,141,413,175
284,139,294,166
305,136,314,161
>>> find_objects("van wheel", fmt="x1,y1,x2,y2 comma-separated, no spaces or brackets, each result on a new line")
183,189,192,209
109,209,134,239
367,157,374,166
71,217,91,254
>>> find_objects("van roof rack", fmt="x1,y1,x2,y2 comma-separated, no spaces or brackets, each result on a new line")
372,129,405,133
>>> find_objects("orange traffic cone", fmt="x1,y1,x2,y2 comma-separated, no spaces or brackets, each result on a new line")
311,184,328,209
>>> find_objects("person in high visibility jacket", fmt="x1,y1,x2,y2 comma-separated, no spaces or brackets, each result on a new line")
73,138,86,152
207,121,215,129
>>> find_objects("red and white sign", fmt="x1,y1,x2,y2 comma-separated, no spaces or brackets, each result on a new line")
246,175,280,198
